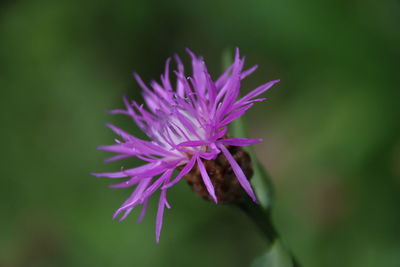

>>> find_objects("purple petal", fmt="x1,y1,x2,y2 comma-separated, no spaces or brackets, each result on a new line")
150,80,170,100
113,177,152,220
219,138,262,146
215,50,243,103
174,110,202,139
103,124,177,156
215,74,241,120
215,57,245,121
133,72,152,92
218,104,253,126
196,157,218,203
215,64,233,89
186,49,207,96
99,143,161,163
240,97,267,105
240,65,258,80
92,162,160,178
161,57,173,92
163,156,197,189
165,199,171,209
174,70,194,99
137,198,149,224
168,121,192,141
104,154,132,163
123,162,170,178
205,71,217,105
107,109,129,115
236,80,280,105
218,144,257,202
143,91,164,113
156,188,167,243
174,55,186,97
198,150,219,160
97,144,136,154
116,207,134,222
141,169,174,201
106,123,136,141
109,176,143,188
210,127,228,141
155,169,173,243
177,140,209,147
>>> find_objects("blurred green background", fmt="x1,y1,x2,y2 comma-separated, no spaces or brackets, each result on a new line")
1,0,399,266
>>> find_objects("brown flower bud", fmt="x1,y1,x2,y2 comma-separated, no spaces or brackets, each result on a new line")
184,146,253,203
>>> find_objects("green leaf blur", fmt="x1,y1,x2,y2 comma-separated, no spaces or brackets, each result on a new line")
251,241,294,267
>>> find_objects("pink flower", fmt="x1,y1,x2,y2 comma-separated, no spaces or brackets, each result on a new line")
93,48,279,242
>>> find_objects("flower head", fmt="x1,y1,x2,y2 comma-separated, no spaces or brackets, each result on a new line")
93,48,279,242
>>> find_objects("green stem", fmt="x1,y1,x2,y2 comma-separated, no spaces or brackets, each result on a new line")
237,197,277,247
236,197,301,267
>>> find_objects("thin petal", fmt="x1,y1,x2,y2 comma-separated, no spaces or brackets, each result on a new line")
219,138,262,146
92,162,160,178
113,177,152,220
141,169,174,201
174,54,185,97
103,124,177,156
205,71,217,105
116,207,134,222
109,176,143,188
237,80,280,105
156,188,167,243
123,162,170,178
218,104,253,126
210,127,228,141
196,157,218,203
215,64,233,89
162,156,197,189
198,150,219,160
137,198,149,224
240,65,258,80
106,123,136,141
161,57,173,92
133,72,152,92
97,144,136,154
177,140,209,147
104,154,132,163
218,144,257,202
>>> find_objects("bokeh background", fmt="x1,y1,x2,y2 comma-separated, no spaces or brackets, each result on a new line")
1,0,399,266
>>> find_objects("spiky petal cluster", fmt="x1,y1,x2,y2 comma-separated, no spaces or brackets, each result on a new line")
93,49,279,242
